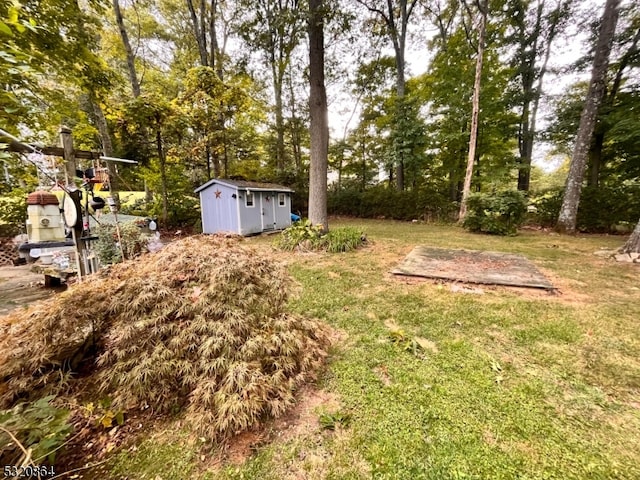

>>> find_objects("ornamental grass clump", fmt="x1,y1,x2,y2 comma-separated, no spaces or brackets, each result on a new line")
0,236,331,441
275,221,366,253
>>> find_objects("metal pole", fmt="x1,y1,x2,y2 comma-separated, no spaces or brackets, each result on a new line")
71,228,83,283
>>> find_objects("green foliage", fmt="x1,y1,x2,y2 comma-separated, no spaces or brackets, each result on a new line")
118,197,150,217
95,221,149,265
530,186,640,232
82,397,125,430
0,190,26,236
148,193,201,229
175,67,266,181
463,190,527,235
547,82,640,185
528,189,563,227
319,411,352,430
274,220,324,251
275,221,366,253
387,94,428,188
328,185,457,222
323,227,365,253
418,16,519,196
0,396,72,465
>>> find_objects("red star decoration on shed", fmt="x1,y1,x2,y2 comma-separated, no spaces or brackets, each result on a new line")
214,189,222,198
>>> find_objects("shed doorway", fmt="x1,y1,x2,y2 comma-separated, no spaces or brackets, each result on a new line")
260,193,277,232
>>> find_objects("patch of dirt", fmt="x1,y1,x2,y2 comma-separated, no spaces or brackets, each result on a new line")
492,267,592,305
203,386,341,470
373,365,392,386
0,264,63,315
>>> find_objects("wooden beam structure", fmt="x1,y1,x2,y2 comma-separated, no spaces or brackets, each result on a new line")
4,139,102,160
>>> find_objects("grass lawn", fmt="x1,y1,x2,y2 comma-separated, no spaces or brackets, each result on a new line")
107,219,640,480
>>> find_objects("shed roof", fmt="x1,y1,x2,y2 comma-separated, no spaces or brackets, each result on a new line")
195,178,294,194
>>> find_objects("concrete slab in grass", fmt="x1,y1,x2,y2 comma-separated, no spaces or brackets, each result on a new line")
392,246,554,290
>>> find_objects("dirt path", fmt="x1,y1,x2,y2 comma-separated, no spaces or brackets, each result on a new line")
0,264,63,315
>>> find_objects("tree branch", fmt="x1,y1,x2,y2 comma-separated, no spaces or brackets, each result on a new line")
355,0,392,29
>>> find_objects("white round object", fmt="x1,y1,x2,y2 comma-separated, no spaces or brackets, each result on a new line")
149,220,157,231
29,248,41,258
63,194,81,228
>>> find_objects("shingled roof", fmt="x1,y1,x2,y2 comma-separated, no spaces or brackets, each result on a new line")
195,178,294,194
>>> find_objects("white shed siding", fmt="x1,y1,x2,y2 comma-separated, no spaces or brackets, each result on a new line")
196,179,293,236
238,190,263,235
200,184,239,234
274,193,291,230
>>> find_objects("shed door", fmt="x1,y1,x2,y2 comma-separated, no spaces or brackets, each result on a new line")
260,192,277,231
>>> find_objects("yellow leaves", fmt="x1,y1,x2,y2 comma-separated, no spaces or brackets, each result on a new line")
100,411,114,428
84,402,95,415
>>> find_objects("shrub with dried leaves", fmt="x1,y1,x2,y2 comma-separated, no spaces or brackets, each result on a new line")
0,236,331,441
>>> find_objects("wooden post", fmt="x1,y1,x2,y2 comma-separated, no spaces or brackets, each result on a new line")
59,126,76,185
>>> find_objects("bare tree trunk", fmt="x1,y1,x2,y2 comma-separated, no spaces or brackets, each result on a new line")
209,0,223,79
587,132,604,187
186,0,209,66
622,218,640,253
356,0,418,192
557,0,620,233
459,0,488,221
205,142,211,180
587,26,640,188
308,0,328,232
273,72,286,172
520,34,552,190
156,127,169,224
287,64,302,176
90,96,119,190
113,0,141,98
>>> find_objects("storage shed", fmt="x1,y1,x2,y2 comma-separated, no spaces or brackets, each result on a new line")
195,179,294,235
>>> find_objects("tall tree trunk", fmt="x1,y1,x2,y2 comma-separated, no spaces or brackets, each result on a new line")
274,75,286,172
557,0,620,233
587,131,604,187
209,0,223,79
587,26,640,188
459,0,488,221
393,1,410,191
356,0,418,192
90,96,120,196
516,0,542,192
287,65,302,177
205,141,211,180
199,0,208,64
622,218,640,253
222,127,228,177
362,136,367,191
155,127,169,225
186,0,209,66
113,0,141,98
308,0,328,231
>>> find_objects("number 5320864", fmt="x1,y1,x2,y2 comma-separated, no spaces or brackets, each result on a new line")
3,465,55,477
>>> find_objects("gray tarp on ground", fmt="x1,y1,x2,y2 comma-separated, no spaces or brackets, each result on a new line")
392,246,554,290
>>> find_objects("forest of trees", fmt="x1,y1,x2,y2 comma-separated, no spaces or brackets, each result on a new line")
1,0,639,236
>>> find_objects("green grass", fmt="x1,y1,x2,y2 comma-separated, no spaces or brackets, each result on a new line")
103,219,640,480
